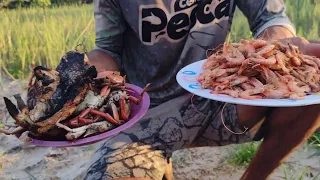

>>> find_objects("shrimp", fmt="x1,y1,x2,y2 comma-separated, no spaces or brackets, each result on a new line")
253,39,268,49
249,56,276,65
290,69,305,82
299,55,319,71
288,81,311,94
239,88,264,100
238,59,252,75
202,60,219,70
241,39,254,44
249,78,264,88
225,46,245,65
211,89,239,98
231,76,249,86
263,89,288,99
239,83,255,91
276,52,290,73
290,57,301,67
275,72,295,83
205,68,227,78
258,65,278,83
238,44,256,57
253,44,275,57
289,93,305,100
216,74,237,82
303,55,320,68
198,39,320,100
225,67,240,73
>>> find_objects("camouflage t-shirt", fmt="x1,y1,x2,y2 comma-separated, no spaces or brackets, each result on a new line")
93,0,295,107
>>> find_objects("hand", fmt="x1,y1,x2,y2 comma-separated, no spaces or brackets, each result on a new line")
86,49,119,72
278,36,310,54
278,36,320,58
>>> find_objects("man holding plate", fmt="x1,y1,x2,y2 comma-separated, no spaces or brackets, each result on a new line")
85,0,320,180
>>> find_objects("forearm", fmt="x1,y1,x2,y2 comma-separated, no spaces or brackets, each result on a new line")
87,49,119,72
257,25,295,40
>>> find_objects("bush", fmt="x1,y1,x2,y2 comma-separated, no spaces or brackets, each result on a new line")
31,0,51,7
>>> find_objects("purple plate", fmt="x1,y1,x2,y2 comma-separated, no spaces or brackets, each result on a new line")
27,83,150,147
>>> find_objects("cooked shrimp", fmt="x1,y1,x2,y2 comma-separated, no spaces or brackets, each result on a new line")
224,45,245,65
253,39,268,49
263,89,288,99
231,76,249,86
276,52,290,73
207,68,227,78
290,57,301,66
211,89,239,98
202,60,218,70
216,74,237,82
241,39,254,44
239,88,264,100
225,67,239,73
249,56,276,65
249,78,264,88
288,81,311,94
253,44,275,57
240,83,255,91
303,55,320,68
238,44,256,57
198,39,320,100
299,55,319,70
289,93,305,100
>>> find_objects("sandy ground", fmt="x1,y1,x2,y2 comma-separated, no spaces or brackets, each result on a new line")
0,77,319,180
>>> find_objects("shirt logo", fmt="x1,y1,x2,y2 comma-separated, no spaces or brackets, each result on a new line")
139,0,231,45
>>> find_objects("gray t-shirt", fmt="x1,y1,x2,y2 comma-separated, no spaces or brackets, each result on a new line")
93,0,295,107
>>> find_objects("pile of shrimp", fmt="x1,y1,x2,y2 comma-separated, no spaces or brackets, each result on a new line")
197,39,320,100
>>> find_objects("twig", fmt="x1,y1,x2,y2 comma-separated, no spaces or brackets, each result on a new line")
72,17,94,50
0,60,16,81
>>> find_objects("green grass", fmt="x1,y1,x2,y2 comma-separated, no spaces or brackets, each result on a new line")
308,133,320,155
0,5,95,79
280,164,320,180
228,142,260,167
228,133,320,169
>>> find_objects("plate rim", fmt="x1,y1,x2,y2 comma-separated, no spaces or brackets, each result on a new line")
176,59,320,107
28,83,150,147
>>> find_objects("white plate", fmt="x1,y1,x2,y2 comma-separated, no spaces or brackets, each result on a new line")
176,59,320,107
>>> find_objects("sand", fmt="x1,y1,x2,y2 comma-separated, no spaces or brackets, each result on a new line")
0,77,319,180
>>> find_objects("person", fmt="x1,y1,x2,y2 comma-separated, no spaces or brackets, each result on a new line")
84,0,320,180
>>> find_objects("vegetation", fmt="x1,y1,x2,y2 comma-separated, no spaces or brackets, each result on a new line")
0,5,95,79
228,142,260,167
280,165,320,180
309,133,320,151
0,0,89,9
